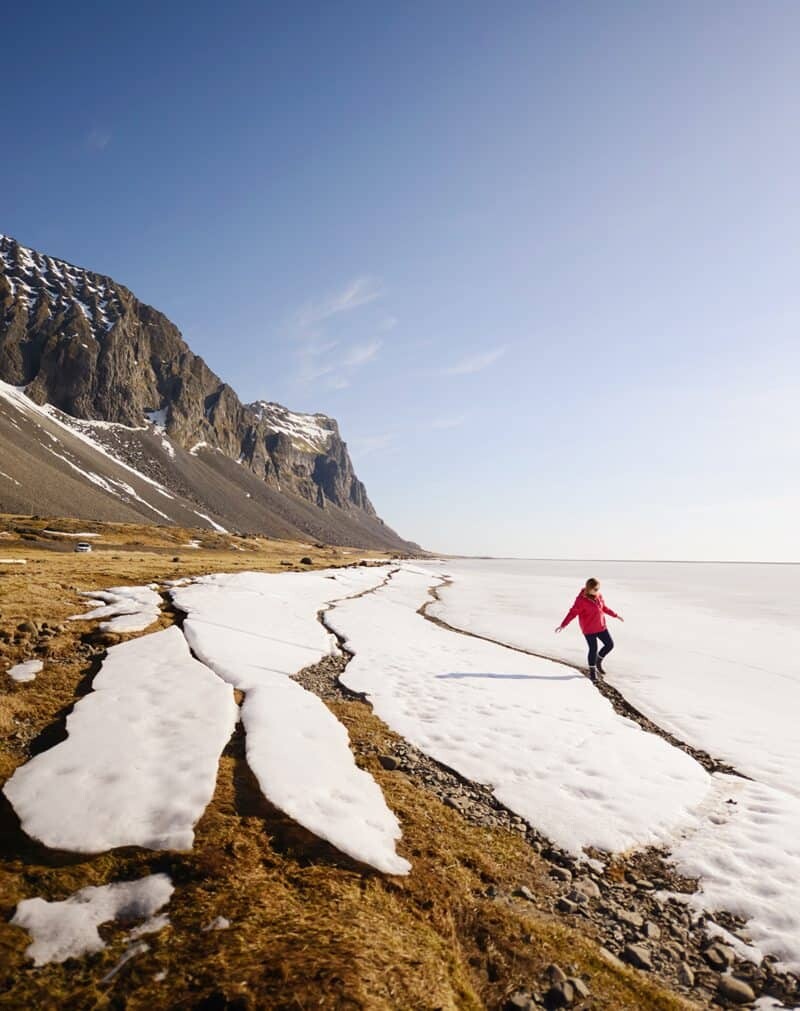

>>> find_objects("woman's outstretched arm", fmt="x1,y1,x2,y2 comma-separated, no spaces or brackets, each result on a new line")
555,602,579,632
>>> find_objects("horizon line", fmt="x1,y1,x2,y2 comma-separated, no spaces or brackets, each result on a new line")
441,555,799,566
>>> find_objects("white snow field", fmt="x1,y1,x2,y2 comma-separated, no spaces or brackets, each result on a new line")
329,565,711,854
11,873,173,965
424,558,800,971
424,560,800,794
69,584,162,633
172,566,410,874
670,776,800,972
4,627,237,851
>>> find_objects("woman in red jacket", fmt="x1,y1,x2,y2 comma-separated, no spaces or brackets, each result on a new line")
555,577,624,681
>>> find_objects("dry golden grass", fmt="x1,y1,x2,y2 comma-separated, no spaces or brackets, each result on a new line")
0,514,698,1010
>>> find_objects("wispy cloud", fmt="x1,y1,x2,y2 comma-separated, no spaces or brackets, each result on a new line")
86,128,111,152
288,278,390,390
430,414,467,430
300,360,335,384
443,347,506,376
294,277,384,330
344,339,383,367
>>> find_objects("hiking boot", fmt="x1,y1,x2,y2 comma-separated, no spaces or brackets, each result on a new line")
588,666,598,682
596,657,605,675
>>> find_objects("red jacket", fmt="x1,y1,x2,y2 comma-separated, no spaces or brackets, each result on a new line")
559,590,619,635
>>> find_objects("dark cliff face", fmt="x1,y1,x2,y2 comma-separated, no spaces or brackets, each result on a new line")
0,235,400,540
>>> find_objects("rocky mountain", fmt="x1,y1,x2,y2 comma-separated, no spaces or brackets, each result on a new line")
0,234,416,551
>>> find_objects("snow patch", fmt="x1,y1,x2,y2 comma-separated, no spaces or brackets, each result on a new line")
145,408,168,429
193,510,228,533
11,874,173,966
249,401,333,452
8,660,43,682
43,529,100,538
3,627,237,851
69,585,162,633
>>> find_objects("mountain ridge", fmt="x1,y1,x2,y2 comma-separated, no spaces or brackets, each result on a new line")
0,234,416,551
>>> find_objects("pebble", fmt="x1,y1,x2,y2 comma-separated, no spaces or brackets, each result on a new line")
643,920,661,940
623,943,654,971
566,976,590,999
544,981,574,1008
514,885,535,902
617,909,644,929
543,964,567,984
704,942,736,971
504,991,537,1011
717,975,756,1004
598,947,625,971
550,866,573,883
573,878,601,900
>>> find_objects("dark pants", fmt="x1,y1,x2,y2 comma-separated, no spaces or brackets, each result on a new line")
584,629,614,668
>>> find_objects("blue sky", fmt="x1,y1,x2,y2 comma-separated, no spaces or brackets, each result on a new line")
3,2,799,560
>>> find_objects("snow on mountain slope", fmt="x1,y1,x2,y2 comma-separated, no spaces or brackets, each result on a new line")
0,234,122,335
247,401,335,452
0,379,410,547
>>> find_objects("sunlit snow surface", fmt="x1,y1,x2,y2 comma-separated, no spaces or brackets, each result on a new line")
331,566,710,853
69,584,162,632
423,558,800,971
172,567,410,874
4,627,237,851
7,659,43,682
